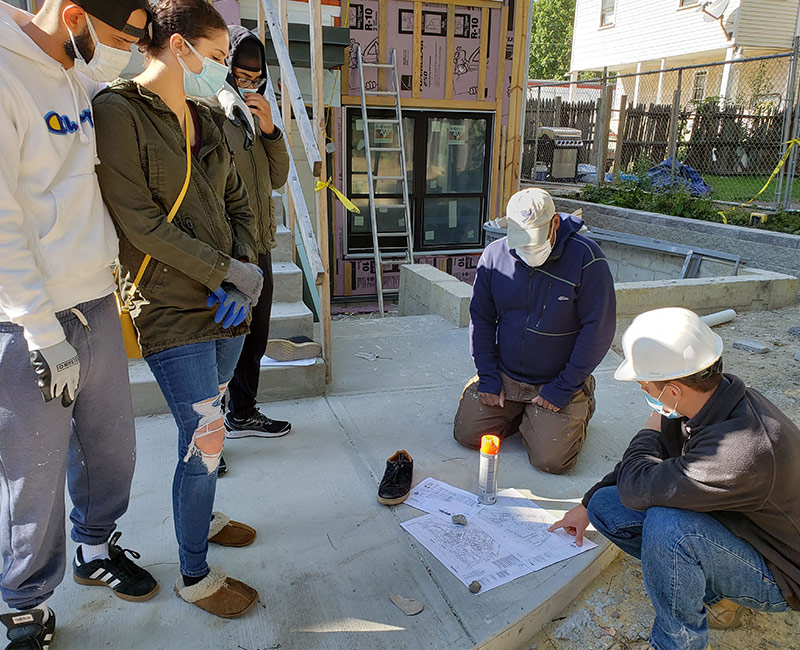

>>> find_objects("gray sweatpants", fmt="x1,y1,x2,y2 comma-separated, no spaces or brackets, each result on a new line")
0,294,136,610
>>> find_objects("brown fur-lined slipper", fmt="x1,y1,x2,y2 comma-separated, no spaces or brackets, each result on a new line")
174,567,258,618
208,512,257,547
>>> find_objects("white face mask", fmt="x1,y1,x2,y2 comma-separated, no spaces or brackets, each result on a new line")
68,14,132,83
178,41,229,98
515,242,553,268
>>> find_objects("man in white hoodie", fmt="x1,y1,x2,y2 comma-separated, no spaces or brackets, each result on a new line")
0,1,159,647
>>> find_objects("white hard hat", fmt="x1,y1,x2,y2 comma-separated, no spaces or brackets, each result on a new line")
614,307,723,382
506,188,556,249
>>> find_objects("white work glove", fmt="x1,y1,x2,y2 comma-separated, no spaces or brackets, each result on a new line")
29,340,80,407
224,258,263,306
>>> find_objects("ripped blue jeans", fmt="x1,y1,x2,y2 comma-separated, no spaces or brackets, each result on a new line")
145,337,244,577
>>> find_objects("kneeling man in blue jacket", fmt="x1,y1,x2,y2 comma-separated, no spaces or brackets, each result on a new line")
454,188,616,473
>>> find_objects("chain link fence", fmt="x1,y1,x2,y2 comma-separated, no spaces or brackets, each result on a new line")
522,50,800,211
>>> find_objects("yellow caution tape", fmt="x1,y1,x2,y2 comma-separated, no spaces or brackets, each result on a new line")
314,178,360,213
741,138,800,207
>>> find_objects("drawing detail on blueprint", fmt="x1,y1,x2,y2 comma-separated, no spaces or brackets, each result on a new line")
402,478,597,592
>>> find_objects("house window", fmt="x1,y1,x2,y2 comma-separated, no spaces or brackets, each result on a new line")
600,0,615,27
679,0,699,7
346,109,492,254
692,70,708,101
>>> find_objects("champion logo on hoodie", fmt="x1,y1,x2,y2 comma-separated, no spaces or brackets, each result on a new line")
44,108,94,135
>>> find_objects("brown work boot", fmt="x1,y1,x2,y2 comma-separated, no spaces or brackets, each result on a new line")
208,512,257,547
707,598,748,629
174,567,258,618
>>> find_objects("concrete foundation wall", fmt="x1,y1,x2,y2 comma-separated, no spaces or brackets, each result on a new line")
400,263,798,326
600,241,737,283
553,198,800,279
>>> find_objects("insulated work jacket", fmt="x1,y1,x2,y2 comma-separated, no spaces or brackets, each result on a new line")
224,25,290,254
469,215,616,409
93,80,258,357
583,374,800,610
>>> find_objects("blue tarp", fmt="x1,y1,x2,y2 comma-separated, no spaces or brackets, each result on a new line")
604,158,712,196
646,158,713,196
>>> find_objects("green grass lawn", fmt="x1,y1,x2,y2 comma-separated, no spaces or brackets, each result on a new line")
704,174,800,204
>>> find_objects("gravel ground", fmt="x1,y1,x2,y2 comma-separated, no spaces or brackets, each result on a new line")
525,302,800,650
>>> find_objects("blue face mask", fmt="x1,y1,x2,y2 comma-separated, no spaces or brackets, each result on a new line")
178,41,228,98
644,385,683,419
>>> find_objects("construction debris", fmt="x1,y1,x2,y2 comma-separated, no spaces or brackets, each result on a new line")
733,339,770,354
451,514,468,526
388,593,424,616
468,581,482,594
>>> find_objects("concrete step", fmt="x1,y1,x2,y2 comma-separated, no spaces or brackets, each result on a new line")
269,300,314,340
272,225,293,263
272,261,303,303
128,357,325,416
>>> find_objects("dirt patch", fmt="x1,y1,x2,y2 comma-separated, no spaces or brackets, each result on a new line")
525,554,800,650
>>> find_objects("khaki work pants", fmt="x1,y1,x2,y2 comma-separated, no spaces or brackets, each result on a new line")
453,372,596,474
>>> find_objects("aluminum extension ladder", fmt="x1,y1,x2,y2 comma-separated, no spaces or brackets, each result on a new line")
355,46,414,316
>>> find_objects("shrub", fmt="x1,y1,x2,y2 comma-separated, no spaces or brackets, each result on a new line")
581,185,800,235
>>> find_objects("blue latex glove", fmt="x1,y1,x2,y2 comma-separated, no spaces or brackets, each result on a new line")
206,283,250,328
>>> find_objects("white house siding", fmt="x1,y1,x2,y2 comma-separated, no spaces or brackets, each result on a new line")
570,0,739,71
736,0,799,49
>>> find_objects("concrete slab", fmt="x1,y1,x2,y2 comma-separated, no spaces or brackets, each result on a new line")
47,315,646,650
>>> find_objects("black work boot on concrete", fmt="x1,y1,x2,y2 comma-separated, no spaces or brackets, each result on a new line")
377,450,414,505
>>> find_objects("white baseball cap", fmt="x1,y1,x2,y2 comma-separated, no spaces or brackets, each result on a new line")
505,188,557,249
614,307,724,382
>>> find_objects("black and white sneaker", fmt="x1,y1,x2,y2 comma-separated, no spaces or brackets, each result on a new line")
0,607,54,650
225,410,291,439
72,532,159,602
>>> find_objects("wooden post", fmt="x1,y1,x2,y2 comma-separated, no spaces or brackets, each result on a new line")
498,124,507,214
378,0,388,91
554,96,562,127
412,0,422,98
668,70,683,188
445,5,455,100
478,7,489,101
309,0,332,383
489,4,509,221
602,84,613,182
612,94,628,183
504,0,529,202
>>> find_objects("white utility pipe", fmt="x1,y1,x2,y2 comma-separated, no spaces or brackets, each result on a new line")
701,309,737,327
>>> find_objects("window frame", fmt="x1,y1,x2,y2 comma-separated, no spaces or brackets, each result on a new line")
599,0,616,28
678,0,700,8
692,69,708,101
344,108,493,256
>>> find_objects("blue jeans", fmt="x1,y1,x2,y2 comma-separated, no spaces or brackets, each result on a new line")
587,486,789,650
146,337,244,577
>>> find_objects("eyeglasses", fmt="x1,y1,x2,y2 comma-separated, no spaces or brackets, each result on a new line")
234,75,264,89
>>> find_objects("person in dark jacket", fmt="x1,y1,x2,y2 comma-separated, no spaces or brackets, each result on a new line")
550,307,800,650
454,188,616,474
220,25,293,441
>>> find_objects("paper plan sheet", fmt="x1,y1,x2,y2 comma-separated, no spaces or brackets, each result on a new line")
401,478,596,592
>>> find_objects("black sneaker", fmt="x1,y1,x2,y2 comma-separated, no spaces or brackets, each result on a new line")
377,450,414,505
73,532,159,602
0,608,54,650
225,410,291,439
218,454,228,477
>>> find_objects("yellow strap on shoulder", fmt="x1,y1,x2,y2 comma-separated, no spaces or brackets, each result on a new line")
130,103,193,291
315,177,360,214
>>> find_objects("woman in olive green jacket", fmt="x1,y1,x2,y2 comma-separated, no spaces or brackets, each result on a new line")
93,0,261,620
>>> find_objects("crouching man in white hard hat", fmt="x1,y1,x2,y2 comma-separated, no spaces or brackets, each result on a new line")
550,307,800,650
